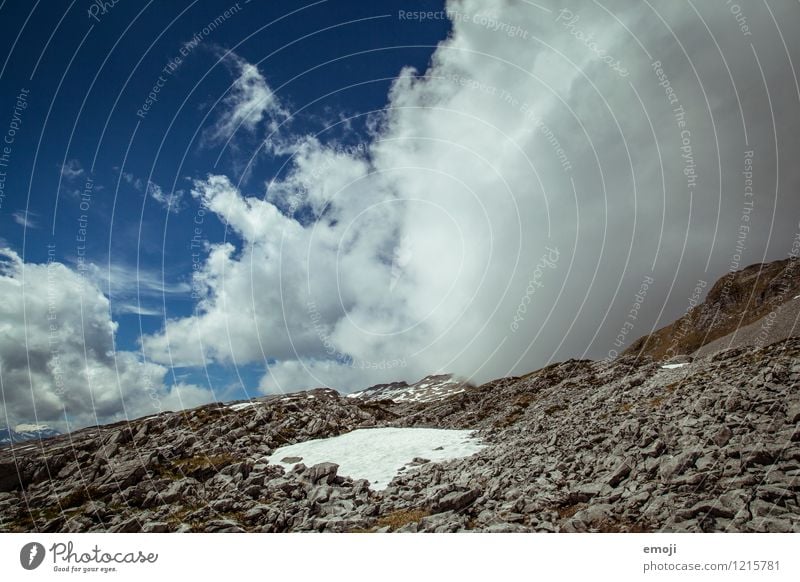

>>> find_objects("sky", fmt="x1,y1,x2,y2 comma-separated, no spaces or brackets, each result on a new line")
0,0,798,431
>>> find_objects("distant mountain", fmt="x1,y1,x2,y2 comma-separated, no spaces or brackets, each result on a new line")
625,257,800,360
346,374,473,403
0,424,61,446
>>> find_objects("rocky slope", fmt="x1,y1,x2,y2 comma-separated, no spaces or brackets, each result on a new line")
625,258,800,360
1,335,798,533
694,296,800,358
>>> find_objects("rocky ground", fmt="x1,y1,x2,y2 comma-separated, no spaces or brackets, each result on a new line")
1,334,798,533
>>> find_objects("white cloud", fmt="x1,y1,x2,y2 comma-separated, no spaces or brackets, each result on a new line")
121,171,144,191
85,261,191,317
87,261,191,296
204,49,288,145
147,181,185,213
0,249,213,430
12,211,38,229
60,159,84,180
143,0,800,393
114,302,164,317
118,170,186,213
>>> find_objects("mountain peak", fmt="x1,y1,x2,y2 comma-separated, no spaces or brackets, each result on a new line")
346,373,473,403
0,424,61,446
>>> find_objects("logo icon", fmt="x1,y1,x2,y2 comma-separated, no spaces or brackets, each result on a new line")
20,542,45,570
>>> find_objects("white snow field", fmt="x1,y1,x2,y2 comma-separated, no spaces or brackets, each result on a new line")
661,363,689,369
267,427,485,490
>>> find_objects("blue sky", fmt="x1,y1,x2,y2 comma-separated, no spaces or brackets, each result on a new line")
1,0,799,430
0,0,448,313
0,0,449,413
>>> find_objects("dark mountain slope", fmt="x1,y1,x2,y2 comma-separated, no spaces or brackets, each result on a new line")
625,258,800,360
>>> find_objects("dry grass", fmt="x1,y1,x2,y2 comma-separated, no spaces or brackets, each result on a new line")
376,508,430,530
593,518,653,533
174,453,234,471
494,393,540,428
59,486,93,509
513,393,537,408
544,403,567,415
155,452,236,481
351,509,430,533
617,402,633,414
557,503,586,519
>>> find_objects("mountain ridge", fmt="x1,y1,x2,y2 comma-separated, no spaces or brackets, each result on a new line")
0,424,61,446
625,257,800,361
345,373,473,403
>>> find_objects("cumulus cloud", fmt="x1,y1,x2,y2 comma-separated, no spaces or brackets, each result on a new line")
0,249,212,430
144,0,800,394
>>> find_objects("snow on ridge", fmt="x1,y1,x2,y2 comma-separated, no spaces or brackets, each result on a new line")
1,424,61,445
347,374,469,404
267,427,485,490
661,363,689,370
14,423,53,432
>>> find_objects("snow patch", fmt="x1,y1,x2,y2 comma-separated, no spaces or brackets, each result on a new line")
661,363,688,370
267,427,485,490
229,402,256,411
14,424,52,432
